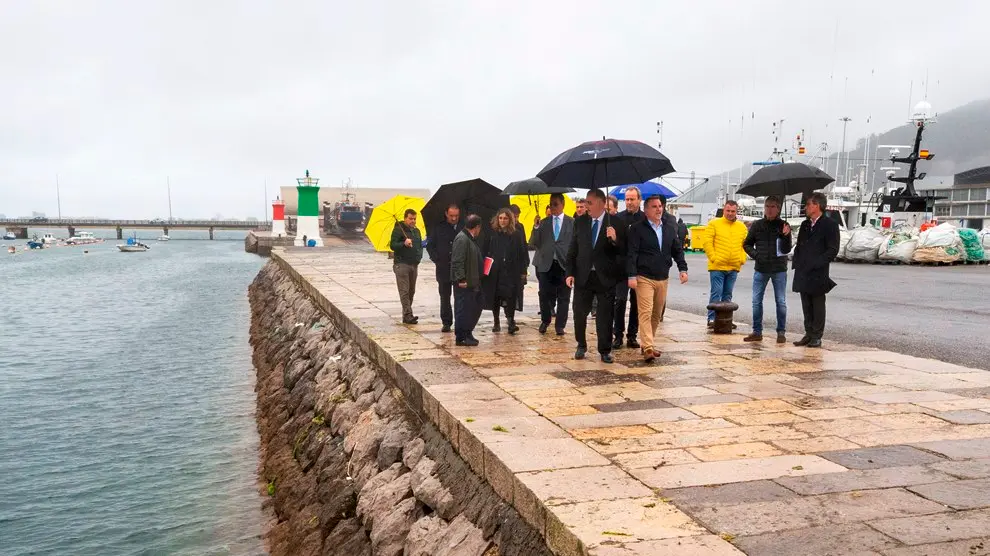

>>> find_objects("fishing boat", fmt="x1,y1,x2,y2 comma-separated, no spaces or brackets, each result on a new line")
117,236,150,252
157,234,170,241
66,231,100,245
3,232,16,240
41,233,58,245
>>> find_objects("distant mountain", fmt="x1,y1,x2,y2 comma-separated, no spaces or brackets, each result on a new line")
682,97,990,203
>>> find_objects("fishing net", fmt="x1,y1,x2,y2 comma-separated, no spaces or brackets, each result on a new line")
958,228,985,261
912,246,963,263
878,227,919,263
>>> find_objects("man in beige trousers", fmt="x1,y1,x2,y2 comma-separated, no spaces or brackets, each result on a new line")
625,196,688,361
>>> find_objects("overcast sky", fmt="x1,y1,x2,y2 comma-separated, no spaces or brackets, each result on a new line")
1,0,987,219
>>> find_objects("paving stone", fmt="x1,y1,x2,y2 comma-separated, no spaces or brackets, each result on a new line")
929,459,990,479
726,412,809,426
549,497,706,551
670,394,752,407
688,399,801,418
645,386,722,399
792,407,875,421
686,442,783,462
579,381,669,399
630,454,846,489
551,407,698,430
859,413,952,430
552,369,635,386
792,418,886,437
881,537,990,556
610,449,700,469
592,399,675,413
772,436,862,454
663,480,798,512
589,534,744,555
732,523,901,556
646,418,737,434
524,393,628,409
913,438,990,460
517,465,654,506
500,379,579,392
570,425,656,441
541,405,599,417
821,446,946,469
915,398,990,412
661,424,808,449
775,465,955,495
870,509,990,545
855,391,965,404
848,425,990,448
692,488,947,537
908,478,990,510
485,437,611,472
933,410,990,425
585,434,676,456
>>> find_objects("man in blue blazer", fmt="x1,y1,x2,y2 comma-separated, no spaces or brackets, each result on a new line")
626,195,688,362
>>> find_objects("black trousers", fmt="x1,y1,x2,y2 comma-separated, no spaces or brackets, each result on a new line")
454,287,484,342
573,273,615,355
537,260,570,330
438,280,453,327
800,293,827,340
613,282,639,341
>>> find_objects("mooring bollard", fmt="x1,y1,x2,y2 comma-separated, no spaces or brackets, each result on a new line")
706,301,739,334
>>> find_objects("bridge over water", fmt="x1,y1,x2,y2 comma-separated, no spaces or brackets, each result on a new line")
1,218,270,240
0,218,271,239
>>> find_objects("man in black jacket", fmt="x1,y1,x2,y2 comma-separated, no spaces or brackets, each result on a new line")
566,189,627,364
390,209,424,324
451,214,485,346
426,204,462,333
792,192,840,348
529,193,574,335
613,186,644,350
627,195,688,362
743,196,792,344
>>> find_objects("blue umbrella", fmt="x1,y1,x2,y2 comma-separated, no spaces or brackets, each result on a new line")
608,181,677,200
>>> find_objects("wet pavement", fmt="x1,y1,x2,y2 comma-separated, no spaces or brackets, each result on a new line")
277,245,990,556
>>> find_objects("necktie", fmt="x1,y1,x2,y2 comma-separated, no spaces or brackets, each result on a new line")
591,219,599,248
553,216,560,241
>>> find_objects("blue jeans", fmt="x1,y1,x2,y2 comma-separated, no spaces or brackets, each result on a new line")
708,270,738,321
752,271,787,334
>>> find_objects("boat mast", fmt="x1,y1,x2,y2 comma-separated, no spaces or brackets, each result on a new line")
167,176,173,223
56,174,62,219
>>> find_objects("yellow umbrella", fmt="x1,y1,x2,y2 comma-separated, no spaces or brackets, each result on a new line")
509,194,576,241
365,195,427,252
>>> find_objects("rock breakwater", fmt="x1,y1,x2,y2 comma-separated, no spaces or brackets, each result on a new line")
248,262,552,556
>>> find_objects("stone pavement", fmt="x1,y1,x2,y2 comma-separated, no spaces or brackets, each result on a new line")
275,245,990,556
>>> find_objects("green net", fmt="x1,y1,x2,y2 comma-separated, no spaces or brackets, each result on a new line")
958,228,985,261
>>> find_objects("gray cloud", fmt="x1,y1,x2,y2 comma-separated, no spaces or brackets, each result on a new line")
1,0,987,218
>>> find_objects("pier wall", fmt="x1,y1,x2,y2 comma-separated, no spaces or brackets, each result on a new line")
248,262,552,556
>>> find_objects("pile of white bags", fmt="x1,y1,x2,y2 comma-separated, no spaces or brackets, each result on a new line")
913,223,964,263
836,230,851,260
979,228,990,260
878,226,919,263
844,227,886,262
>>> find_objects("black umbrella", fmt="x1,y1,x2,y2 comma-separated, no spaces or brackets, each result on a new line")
501,177,574,196
537,138,675,190
422,178,507,235
737,162,834,198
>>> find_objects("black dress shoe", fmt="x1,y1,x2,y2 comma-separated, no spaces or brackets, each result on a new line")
539,322,549,334
555,328,566,336
508,323,519,335
806,339,822,348
627,339,640,349
456,338,479,346
612,338,623,350
601,353,614,364
441,325,451,333
402,317,416,324
793,336,811,347
492,323,501,333
574,347,586,360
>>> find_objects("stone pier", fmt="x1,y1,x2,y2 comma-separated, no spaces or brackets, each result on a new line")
271,245,990,556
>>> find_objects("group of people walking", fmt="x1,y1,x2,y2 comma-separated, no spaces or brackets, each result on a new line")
389,187,841,361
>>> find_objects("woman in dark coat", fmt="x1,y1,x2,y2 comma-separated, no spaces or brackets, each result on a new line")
482,208,529,334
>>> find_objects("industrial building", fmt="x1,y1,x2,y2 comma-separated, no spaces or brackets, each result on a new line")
932,166,990,229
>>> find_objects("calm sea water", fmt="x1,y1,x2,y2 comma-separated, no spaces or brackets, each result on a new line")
0,235,267,555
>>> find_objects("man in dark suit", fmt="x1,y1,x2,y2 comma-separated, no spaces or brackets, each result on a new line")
566,189,627,363
426,204,462,333
613,186,645,350
792,192,840,348
627,195,688,362
529,193,574,335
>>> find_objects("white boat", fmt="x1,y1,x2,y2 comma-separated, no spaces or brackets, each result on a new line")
66,231,100,245
41,233,58,245
3,232,16,240
157,234,170,241
117,242,150,252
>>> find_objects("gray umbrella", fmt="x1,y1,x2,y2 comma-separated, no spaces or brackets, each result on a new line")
737,162,834,198
501,177,574,196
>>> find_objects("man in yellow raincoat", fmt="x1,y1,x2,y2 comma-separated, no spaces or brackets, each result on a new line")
702,200,748,327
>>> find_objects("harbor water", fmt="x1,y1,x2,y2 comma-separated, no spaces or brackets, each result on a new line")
0,236,267,555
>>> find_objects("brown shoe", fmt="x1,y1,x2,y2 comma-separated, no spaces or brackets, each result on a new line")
777,333,786,344
743,333,763,342
642,348,657,362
